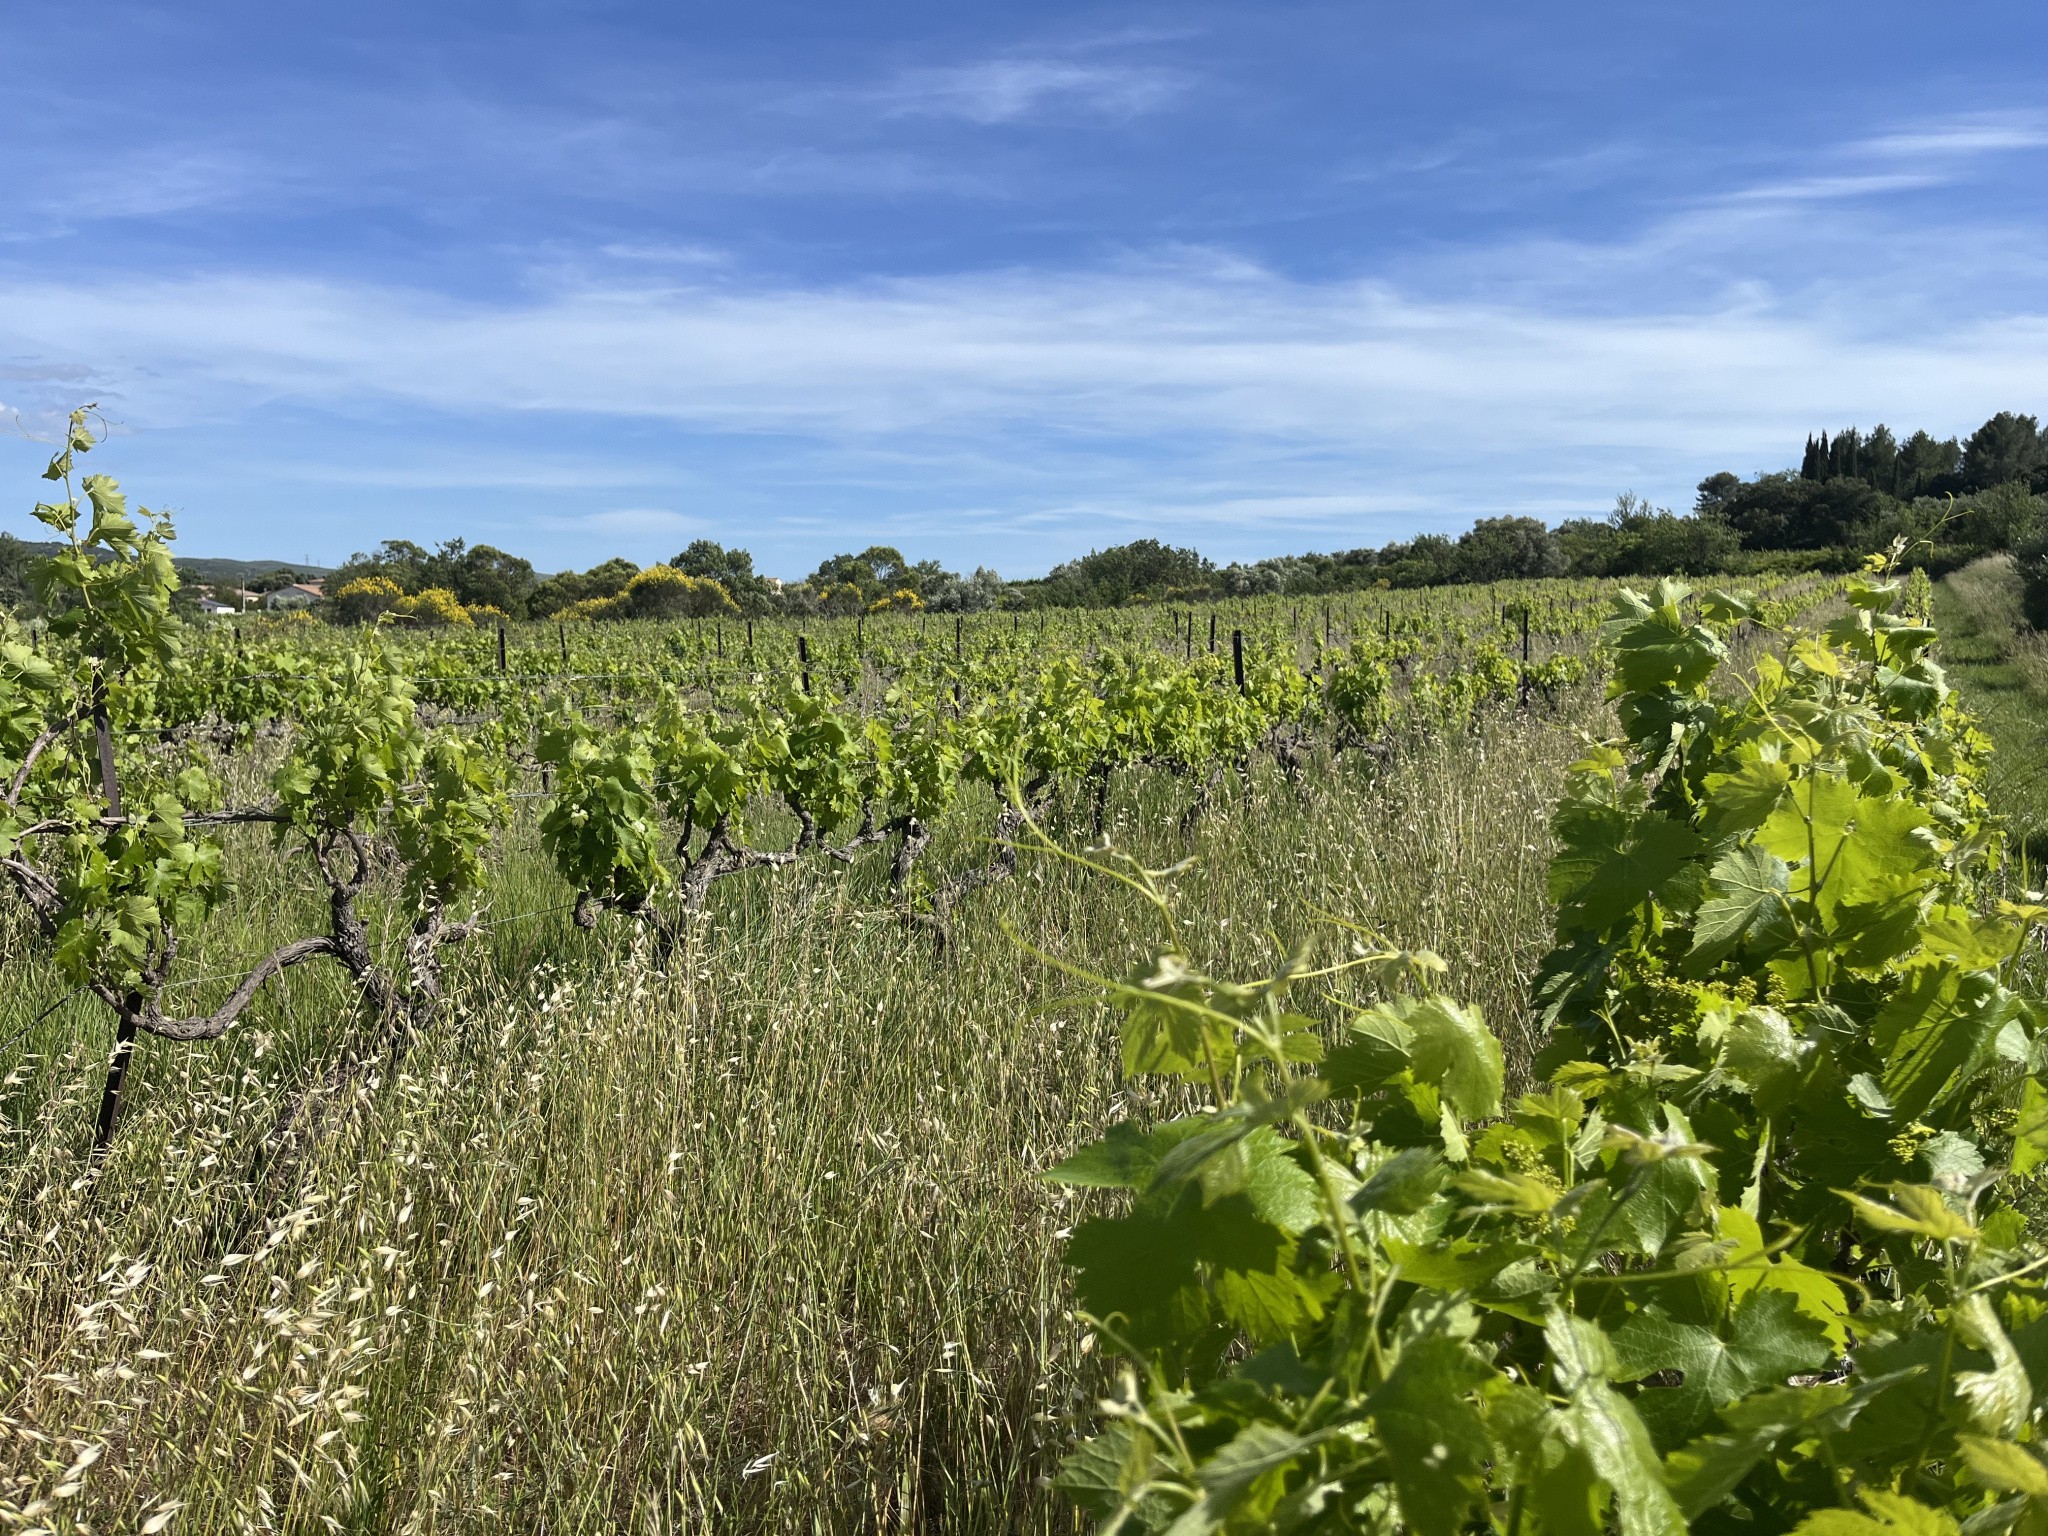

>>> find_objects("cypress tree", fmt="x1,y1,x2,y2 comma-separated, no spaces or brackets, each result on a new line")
1831,427,1860,482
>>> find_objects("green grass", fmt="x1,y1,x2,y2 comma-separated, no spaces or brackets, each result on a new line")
0,698,1595,1532
1934,557,2048,866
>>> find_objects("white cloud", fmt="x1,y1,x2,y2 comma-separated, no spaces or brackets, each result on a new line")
234,454,681,492
0,362,98,383
875,59,1186,124
1717,172,1946,205
540,507,703,537
6,260,2044,463
597,243,730,266
8,102,2048,557
1708,111,2048,210
4,246,2046,570
1854,115,2048,159
6,147,275,237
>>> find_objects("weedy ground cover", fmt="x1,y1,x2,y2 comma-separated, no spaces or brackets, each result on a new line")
0,714,1579,1531
3,418,1606,1532
8,419,2018,1535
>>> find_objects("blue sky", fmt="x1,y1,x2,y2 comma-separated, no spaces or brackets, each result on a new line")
4,1,2048,579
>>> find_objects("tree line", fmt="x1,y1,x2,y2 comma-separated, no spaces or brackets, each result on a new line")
319,538,1010,624
22,406,2040,623
1099,408,2048,604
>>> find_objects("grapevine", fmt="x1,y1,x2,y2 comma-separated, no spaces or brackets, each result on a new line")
1043,559,2048,1534
0,419,1853,1158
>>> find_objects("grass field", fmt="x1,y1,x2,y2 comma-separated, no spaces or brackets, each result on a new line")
0,692,1598,1532
1933,557,2048,868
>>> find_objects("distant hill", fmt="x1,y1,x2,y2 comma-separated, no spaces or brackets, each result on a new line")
0,534,329,586
173,555,334,584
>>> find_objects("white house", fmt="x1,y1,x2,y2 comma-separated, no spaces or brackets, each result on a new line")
197,596,237,616
263,582,325,611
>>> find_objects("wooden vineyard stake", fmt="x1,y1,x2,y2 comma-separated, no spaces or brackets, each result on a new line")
90,671,132,1154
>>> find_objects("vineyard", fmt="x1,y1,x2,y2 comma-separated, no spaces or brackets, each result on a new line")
0,423,1846,1159
5,421,2046,1534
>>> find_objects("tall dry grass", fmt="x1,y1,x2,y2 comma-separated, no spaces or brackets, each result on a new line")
0,699,1593,1532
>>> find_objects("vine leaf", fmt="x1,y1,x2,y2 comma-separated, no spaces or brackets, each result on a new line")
1045,1116,1203,1190
1715,1205,1850,1348
1953,1293,2034,1438
1161,1421,1313,1535
1604,590,1724,695
1877,966,2017,1122
1350,1146,1446,1216
1367,1330,1492,1536
1687,845,1790,969
1710,1007,1808,1113
2011,1078,2048,1176
1406,996,1504,1121
1613,1289,1831,1447
1550,807,1702,936
1837,1183,1977,1243
1700,758,1791,839
1956,1435,2048,1498
1790,1488,1960,1536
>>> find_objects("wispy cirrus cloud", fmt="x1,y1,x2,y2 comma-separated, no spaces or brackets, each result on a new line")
1718,172,1946,204
596,242,731,266
7,102,2048,571
1708,110,2048,209
1853,114,2048,159
6,238,2046,573
6,145,278,239
540,507,703,537
5,244,2046,480
872,58,1189,125
9,2,2048,579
